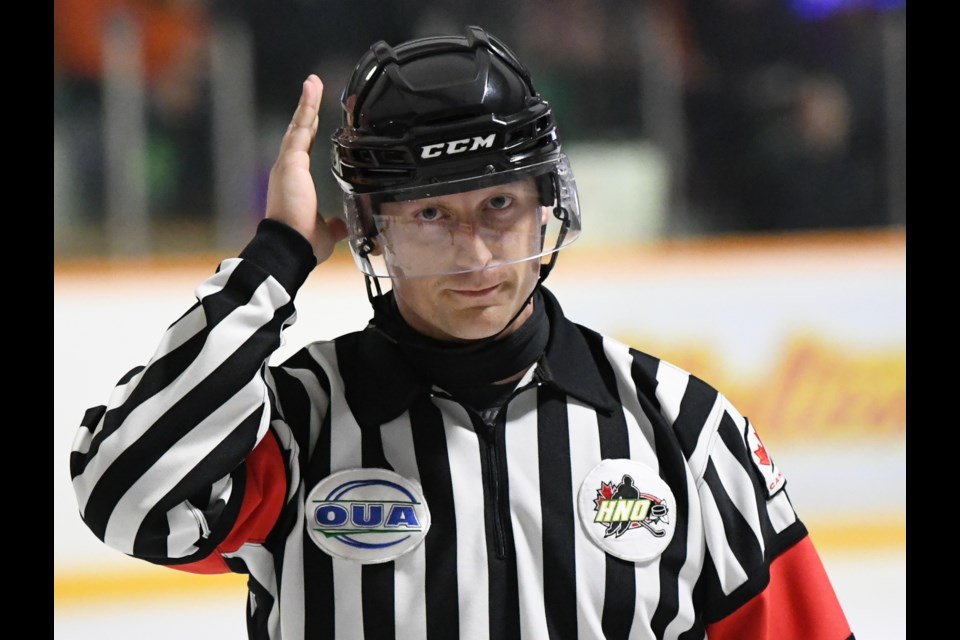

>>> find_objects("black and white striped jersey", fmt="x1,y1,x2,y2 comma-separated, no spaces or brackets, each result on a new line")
70,222,852,640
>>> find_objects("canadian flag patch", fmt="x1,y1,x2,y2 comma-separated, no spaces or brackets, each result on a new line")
744,420,786,497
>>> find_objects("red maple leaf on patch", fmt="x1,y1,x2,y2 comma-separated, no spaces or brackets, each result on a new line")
594,481,616,510
753,441,771,466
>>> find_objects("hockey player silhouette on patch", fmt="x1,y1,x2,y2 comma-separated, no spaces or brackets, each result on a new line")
606,475,640,538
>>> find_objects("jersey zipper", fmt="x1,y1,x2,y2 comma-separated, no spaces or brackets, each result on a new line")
476,412,508,559
433,378,543,561
469,379,542,560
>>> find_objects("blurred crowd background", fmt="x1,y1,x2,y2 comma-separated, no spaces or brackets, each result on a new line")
53,0,906,259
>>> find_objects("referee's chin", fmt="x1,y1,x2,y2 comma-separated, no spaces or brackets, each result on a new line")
392,265,539,342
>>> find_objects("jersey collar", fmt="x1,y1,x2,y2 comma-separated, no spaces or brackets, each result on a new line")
337,286,619,430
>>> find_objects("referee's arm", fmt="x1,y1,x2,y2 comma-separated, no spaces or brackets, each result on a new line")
69,222,315,571
698,396,854,640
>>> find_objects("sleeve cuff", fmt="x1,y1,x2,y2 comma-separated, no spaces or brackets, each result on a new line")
239,219,318,295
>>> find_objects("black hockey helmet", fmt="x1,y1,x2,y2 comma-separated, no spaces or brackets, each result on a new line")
332,26,581,279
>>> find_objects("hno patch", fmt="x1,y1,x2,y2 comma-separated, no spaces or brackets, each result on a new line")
305,468,431,564
577,459,676,563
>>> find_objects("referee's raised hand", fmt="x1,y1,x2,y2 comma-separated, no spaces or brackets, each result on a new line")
266,74,348,263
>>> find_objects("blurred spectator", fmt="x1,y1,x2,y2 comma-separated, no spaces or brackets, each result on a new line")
740,73,877,230
517,0,645,140
54,0,211,221
682,0,890,232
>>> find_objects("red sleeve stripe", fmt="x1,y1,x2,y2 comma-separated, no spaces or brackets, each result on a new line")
706,536,852,640
171,430,288,575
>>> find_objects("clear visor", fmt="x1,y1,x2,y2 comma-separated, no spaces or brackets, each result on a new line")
343,155,581,278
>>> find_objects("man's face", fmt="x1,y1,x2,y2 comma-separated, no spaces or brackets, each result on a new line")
378,177,544,341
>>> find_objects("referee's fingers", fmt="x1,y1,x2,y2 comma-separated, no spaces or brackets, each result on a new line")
278,75,323,158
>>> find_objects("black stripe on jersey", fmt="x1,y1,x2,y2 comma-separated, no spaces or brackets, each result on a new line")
630,350,662,412
702,459,764,580
81,299,295,544
73,261,276,479
202,259,279,325
632,354,690,639
362,562,396,640
266,354,332,622
117,366,146,387
362,423,393,471
271,351,333,472
246,571,277,640
269,366,313,473
304,401,336,639
168,300,202,331
718,414,781,557
362,423,396,640
673,375,719,457
70,406,107,479
409,397,460,639
536,387,577,640
678,563,708,640
582,329,636,640
132,409,261,560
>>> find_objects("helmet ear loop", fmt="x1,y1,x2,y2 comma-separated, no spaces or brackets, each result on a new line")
357,193,388,305
539,172,570,281
358,234,386,308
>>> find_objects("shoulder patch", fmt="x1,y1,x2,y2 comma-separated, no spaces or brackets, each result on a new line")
305,468,431,564
577,459,676,563
745,420,787,498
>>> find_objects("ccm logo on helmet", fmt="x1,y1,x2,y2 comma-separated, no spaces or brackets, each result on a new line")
420,134,496,159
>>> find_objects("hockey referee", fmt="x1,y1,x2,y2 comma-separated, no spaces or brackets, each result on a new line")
70,27,854,640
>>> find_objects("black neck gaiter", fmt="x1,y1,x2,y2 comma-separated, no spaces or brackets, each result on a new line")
371,289,550,390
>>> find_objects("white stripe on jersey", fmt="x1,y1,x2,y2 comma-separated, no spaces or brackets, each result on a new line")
651,360,689,427
698,477,750,594
394,542,429,640
229,544,283,637
440,399,491,640
603,337,659,469
710,436,767,553
503,388,550,639
316,345,365,640
768,491,799,534
332,562,363,639
274,364,329,468
316,343,361,474
566,399,606,639
279,483,307,640
661,472,705,640
382,413,428,640
194,258,245,300
153,303,207,360
688,395,724,484
165,502,203,558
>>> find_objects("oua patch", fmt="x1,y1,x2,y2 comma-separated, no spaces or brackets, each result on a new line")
305,468,431,564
